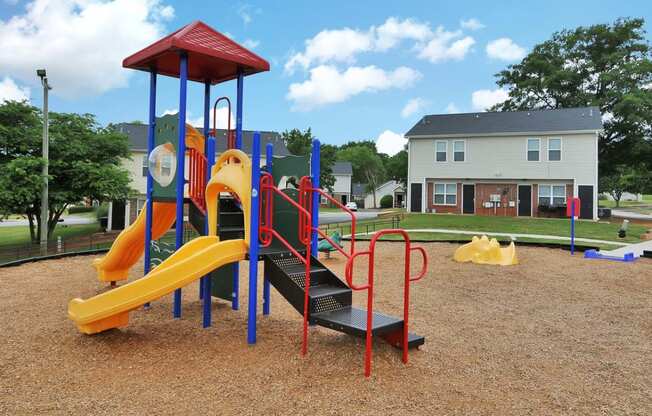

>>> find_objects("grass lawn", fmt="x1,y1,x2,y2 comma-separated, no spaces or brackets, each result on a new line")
0,223,102,247
322,213,648,246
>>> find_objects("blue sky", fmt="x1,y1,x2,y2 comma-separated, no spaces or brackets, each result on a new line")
0,0,650,154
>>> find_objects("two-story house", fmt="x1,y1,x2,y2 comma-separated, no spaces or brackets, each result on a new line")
321,161,353,206
406,107,602,220
108,122,289,230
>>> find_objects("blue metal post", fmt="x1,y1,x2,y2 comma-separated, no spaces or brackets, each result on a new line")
570,201,576,255
173,52,188,319
248,132,261,344
200,80,211,301
263,143,273,316
143,70,157,309
232,69,244,310
203,136,216,328
310,140,320,254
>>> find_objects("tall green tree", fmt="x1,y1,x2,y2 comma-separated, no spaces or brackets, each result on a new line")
385,149,408,187
338,145,386,208
492,18,652,175
0,101,133,243
281,127,336,190
599,164,651,207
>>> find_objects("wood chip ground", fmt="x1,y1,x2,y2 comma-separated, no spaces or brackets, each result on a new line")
1,242,650,415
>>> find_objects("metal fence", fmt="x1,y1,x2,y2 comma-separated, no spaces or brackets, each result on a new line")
319,215,402,239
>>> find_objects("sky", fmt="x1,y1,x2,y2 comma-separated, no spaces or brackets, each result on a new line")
0,0,650,156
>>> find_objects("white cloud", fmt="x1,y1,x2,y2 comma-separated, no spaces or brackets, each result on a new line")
417,27,475,63
0,0,175,99
242,39,260,49
0,76,30,102
287,65,421,111
236,4,252,24
375,130,407,156
401,97,427,118
161,108,235,130
445,102,460,113
486,38,526,61
471,88,509,111
285,17,440,73
460,18,485,31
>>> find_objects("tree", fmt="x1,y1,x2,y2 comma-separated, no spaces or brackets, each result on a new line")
0,101,133,243
338,145,386,208
281,127,336,191
385,150,408,187
599,165,651,207
491,18,652,176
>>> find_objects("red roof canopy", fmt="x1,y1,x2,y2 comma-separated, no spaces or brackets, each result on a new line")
123,21,270,84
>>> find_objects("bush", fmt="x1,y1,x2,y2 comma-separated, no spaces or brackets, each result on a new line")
67,206,95,214
96,204,109,220
380,195,393,208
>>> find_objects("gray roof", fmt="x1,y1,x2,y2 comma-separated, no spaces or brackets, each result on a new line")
405,106,602,137
332,161,353,175
114,123,290,156
352,182,367,196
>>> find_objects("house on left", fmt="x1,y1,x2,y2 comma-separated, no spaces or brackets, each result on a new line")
106,122,289,231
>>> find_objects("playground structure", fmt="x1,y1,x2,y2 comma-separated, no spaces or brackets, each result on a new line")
453,235,519,266
67,21,428,377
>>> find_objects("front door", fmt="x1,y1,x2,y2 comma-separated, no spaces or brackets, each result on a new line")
410,183,422,213
341,194,347,205
518,185,532,216
462,184,475,214
578,185,594,219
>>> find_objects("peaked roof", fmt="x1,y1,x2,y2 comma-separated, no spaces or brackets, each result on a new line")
405,106,602,137
123,21,270,84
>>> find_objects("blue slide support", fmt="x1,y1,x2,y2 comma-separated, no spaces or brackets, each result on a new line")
173,52,188,319
263,142,273,316
232,69,244,311
143,70,157,309
310,140,320,254
201,80,212,327
247,132,261,344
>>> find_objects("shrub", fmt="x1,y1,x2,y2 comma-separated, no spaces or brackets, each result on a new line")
380,195,393,208
96,204,109,220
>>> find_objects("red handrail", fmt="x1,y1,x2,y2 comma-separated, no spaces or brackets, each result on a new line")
259,172,312,355
344,229,428,377
188,148,207,213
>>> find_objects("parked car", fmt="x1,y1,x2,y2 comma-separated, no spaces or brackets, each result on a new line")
345,201,358,211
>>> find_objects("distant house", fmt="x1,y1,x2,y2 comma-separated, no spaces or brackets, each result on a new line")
364,181,405,208
108,122,289,230
406,107,602,219
322,161,352,206
351,182,368,206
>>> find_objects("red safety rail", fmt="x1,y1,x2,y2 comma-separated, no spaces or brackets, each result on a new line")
259,172,313,355
212,96,235,149
344,230,427,377
188,148,207,213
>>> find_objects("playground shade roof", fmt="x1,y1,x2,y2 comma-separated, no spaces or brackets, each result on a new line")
123,21,270,84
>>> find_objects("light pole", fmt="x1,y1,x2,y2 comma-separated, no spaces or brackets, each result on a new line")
37,69,52,255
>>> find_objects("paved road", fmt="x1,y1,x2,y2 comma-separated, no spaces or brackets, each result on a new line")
0,215,95,227
318,211,379,225
611,209,652,221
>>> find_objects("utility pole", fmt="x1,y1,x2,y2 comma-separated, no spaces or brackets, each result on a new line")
37,69,52,255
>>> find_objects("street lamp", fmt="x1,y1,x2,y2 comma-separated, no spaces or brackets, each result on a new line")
37,69,52,255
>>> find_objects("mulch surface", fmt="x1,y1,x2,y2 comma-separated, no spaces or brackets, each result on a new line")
1,242,650,415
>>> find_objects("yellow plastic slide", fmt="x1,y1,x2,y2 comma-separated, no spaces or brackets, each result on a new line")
453,235,519,266
69,238,247,334
69,149,252,334
93,201,176,282
94,124,206,283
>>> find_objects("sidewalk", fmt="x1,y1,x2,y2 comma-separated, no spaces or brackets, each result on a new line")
351,228,629,247
611,209,652,221
601,239,652,257
0,215,95,227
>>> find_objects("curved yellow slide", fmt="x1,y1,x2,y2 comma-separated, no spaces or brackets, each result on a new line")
70,238,247,334
94,124,206,283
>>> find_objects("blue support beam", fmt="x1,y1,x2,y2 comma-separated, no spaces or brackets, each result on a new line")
203,136,216,328
310,140,320,254
263,142,273,316
200,80,211,301
143,70,157,309
247,132,261,344
232,69,244,310
173,52,188,319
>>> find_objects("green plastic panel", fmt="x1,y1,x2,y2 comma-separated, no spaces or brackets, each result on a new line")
151,114,180,201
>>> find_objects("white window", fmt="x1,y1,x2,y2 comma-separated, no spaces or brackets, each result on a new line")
538,184,566,207
141,154,148,176
435,141,447,162
548,138,561,161
433,183,457,205
453,140,465,162
136,199,146,215
320,195,328,205
527,138,540,161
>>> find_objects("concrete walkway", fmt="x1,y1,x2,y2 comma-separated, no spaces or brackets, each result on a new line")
349,228,629,247
611,209,652,221
601,239,652,257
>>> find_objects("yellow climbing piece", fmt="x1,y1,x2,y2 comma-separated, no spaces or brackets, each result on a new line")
453,235,519,266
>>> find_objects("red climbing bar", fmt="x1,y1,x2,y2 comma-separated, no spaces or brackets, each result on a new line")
188,148,207,213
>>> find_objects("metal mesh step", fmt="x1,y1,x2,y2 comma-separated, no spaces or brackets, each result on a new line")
311,307,404,337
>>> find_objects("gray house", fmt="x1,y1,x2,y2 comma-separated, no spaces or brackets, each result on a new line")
406,107,602,220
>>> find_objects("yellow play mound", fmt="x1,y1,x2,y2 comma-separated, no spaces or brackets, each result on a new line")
453,235,519,266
